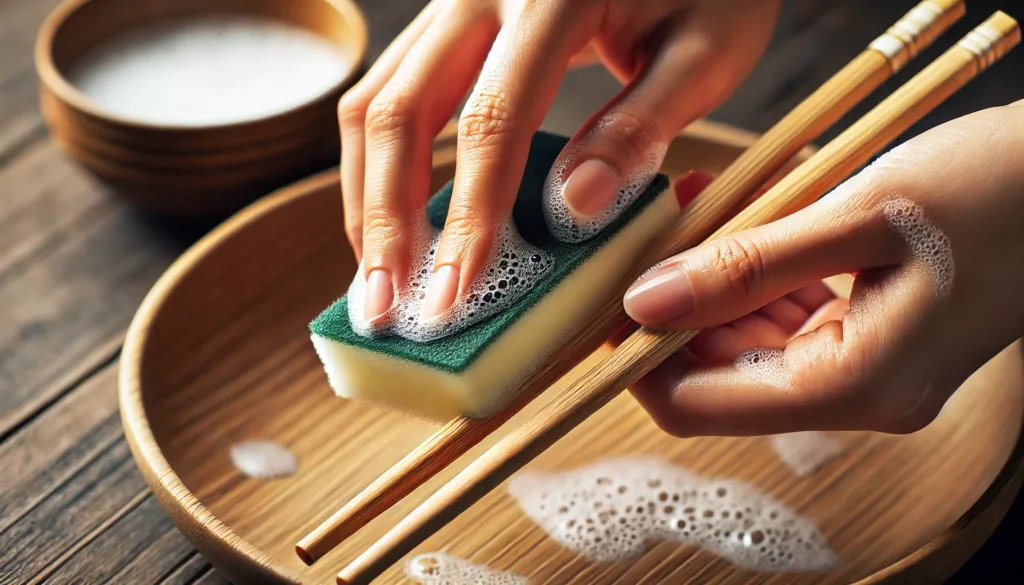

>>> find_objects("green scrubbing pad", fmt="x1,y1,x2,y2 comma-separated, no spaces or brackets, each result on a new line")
310,131,669,373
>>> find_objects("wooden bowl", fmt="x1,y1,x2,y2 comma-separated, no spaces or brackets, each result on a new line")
35,0,367,217
120,120,1024,585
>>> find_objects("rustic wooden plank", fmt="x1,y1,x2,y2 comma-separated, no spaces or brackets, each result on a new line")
158,554,216,585
0,435,148,582
0,0,63,162
191,568,235,585
0,145,193,436
0,363,120,527
42,495,198,585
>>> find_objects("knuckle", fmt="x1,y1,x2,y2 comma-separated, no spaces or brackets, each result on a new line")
459,82,515,147
344,218,362,242
362,206,405,243
704,236,766,300
443,209,494,241
596,110,663,157
365,94,417,137
338,89,370,130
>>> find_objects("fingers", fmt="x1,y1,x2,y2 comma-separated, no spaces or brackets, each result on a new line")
623,182,906,331
552,0,780,222
338,2,441,259
423,1,603,318
360,3,500,321
629,102,1024,438
687,285,837,363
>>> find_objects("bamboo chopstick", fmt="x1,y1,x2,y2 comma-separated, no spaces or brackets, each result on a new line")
336,12,1020,584
295,0,966,565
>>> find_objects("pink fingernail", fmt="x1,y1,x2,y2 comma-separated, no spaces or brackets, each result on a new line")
562,159,621,217
623,263,694,324
421,265,459,320
364,269,394,322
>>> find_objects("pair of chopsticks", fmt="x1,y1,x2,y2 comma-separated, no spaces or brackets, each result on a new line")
298,0,966,566
303,1,1018,581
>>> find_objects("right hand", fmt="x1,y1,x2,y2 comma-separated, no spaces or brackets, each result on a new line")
339,0,781,323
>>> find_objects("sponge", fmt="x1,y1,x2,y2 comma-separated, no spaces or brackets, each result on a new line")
311,131,676,420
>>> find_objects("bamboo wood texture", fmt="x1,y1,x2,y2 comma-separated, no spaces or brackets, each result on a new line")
35,0,368,216
119,123,1024,585
296,0,967,563
335,12,1021,585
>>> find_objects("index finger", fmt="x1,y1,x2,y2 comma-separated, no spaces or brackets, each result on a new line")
421,2,602,318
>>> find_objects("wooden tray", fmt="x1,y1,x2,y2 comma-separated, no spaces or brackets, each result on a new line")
119,120,1024,585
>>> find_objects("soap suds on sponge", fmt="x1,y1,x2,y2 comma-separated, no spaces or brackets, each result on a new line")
347,220,553,343
68,16,350,126
543,124,667,243
405,553,526,585
509,456,836,572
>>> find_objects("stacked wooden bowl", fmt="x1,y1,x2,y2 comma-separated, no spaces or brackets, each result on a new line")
35,0,367,217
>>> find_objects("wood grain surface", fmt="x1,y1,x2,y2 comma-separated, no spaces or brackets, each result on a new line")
3,0,1024,583
121,139,1023,585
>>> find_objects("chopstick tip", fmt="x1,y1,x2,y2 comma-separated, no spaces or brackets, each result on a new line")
295,544,315,566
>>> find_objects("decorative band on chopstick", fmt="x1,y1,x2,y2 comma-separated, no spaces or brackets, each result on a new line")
958,12,1022,71
870,0,963,72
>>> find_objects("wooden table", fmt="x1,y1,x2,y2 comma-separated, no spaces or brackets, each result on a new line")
1,0,1022,583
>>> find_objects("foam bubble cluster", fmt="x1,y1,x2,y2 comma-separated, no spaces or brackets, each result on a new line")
769,432,845,477
735,349,793,389
879,198,955,298
405,552,526,585
542,131,666,243
229,440,297,479
347,216,553,342
508,457,836,572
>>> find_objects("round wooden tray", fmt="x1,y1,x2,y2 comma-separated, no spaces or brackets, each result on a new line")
120,120,1024,585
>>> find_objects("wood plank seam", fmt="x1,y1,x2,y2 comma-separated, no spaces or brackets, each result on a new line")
25,489,151,585
0,423,123,533
0,345,120,444
0,198,116,288
0,124,47,170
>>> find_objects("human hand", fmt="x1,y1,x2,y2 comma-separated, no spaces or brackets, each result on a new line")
621,102,1024,437
339,0,781,322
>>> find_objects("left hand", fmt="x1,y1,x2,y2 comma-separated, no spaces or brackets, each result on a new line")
619,102,1024,437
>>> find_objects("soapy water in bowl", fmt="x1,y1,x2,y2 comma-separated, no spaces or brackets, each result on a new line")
68,15,351,126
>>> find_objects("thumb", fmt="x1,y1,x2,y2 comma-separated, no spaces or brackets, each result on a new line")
624,183,905,331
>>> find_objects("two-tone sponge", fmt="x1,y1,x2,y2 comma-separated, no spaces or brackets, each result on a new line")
310,131,677,421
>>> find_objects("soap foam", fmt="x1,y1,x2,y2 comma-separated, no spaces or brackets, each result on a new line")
347,215,553,343
735,349,793,389
769,432,845,477
878,197,954,298
542,123,667,243
405,552,526,585
229,440,297,479
509,457,836,572
68,16,350,126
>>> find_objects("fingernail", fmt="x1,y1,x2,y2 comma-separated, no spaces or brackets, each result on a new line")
623,263,694,324
421,265,459,320
364,269,394,322
562,159,622,217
